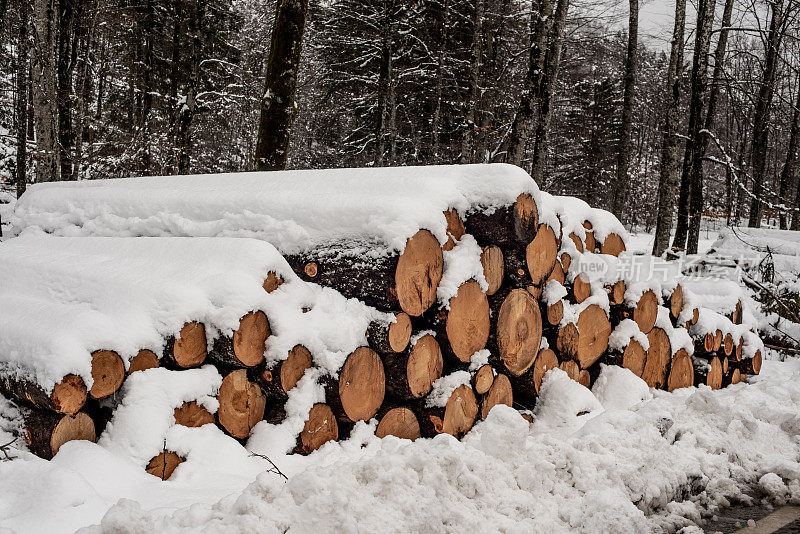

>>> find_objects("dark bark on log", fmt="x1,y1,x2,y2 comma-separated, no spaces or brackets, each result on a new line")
0,373,86,416
464,194,539,247
22,409,95,460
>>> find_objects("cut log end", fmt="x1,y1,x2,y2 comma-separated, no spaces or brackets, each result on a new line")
51,374,88,416
304,262,318,278
406,334,443,398
569,232,584,254
514,193,539,244
669,284,683,319
395,229,444,316
666,350,694,392
128,350,159,375
146,451,185,481
174,401,215,428
480,245,505,296
600,233,626,256
472,364,495,395
557,305,611,369
24,411,96,460
633,290,658,334
233,311,271,367
526,224,558,286
533,348,559,395
446,280,491,363
280,344,314,393
376,407,421,441
217,369,266,439
622,339,646,377
559,360,580,381
584,230,596,253
262,272,284,293
388,313,412,353
297,403,339,454
642,328,670,388
89,350,125,400
496,288,542,376
546,260,565,286
607,280,626,306
572,273,591,304
578,370,591,389
480,373,513,419
441,384,479,437
547,300,564,326
442,209,466,251
338,347,385,422
173,322,208,368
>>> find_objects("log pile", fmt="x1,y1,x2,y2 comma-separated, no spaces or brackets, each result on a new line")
0,165,766,481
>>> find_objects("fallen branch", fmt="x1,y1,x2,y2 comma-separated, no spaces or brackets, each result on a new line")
250,452,288,481
1,438,16,461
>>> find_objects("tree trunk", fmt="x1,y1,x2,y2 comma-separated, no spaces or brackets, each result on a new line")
672,0,716,250
56,0,80,182
254,0,309,171
748,0,784,228
73,0,96,182
16,2,29,198
460,0,483,164
505,0,555,166
529,0,569,184
686,0,734,254
0,373,86,416
431,0,450,163
652,0,686,256
22,409,95,460
32,0,60,182
176,0,202,174
611,0,639,219
374,0,395,167
780,77,800,230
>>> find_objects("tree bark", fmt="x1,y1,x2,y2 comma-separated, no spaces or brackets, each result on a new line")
506,0,555,166
374,0,395,167
611,0,639,219
254,0,309,171
460,0,483,164
431,0,450,163
56,0,81,182
780,76,800,230
73,0,96,182
32,0,61,182
16,2,29,198
176,0,203,174
529,0,569,184
671,0,715,250
748,0,784,228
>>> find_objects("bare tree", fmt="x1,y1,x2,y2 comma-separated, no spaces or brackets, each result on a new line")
460,0,483,164
783,78,800,230
611,0,638,219
16,1,29,197
32,0,61,182
254,0,309,171
652,0,686,256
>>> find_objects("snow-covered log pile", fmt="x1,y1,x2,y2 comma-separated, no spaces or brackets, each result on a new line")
1,164,763,477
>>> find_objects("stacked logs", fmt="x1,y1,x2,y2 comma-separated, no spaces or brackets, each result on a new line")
0,193,763,482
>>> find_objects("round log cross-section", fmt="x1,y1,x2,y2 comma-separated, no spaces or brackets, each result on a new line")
666,349,694,392
385,334,443,400
338,347,385,422
533,348,559,394
480,245,505,296
128,350,159,375
297,403,339,455
367,313,412,354
642,328,670,388
146,451,185,480
24,410,96,460
472,364,495,395
232,311,270,367
376,407,421,441
89,350,125,400
607,280,626,305
262,272,284,293
217,369,266,439
669,285,683,319
442,384,479,437
172,322,208,368
442,209,466,251
446,280,491,363
600,233,626,256
395,230,445,317
174,401,215,428
632,290,658,334
480,373,513,419
572,273,591,304
51,375,88,415
556,305,611,369
526,224,558,286
495,289,542,376
622,339,647,377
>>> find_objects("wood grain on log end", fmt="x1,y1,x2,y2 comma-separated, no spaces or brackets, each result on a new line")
557,305,611,369
480,373,513,419
480,245,505,296
217,369,266,439
622,339,646,377
338,347,385,422
51,374,88,415
174,401,215,428
262,272,284,293
632,291,658,334
146,451,185,480
496,288,542,376
231,311,271,367
24,411,95,460
559,360,580,381
297,403,338,454
533,348,559,394
600,233,626,256
666,349,694,392
446,280,491,363
376,407,420,441
642,327,670,388
89,350,125,399
572,273,591,304
569,232,584,254
173,322,208,368
526,224,558,286
395,230,444,317
607,280,626,305
669,284,683,319
442,384,478,437
472,364,494,395
514,193,539,244
442,209,466,251
128,350,159,375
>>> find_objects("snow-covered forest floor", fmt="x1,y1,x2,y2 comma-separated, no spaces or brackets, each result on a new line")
1,222,799,533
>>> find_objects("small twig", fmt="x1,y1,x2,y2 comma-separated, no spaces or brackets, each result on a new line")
1,438,17,461
250,452,288,481
764,343,800,355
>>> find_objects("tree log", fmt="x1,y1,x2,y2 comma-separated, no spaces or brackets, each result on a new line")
164,322,208,369
733,351,761,375
604,338,646,377
471,364,495,395
217,369,266,439
210,311,271,368
146,451,185,480
694,356,723,389
599,233,626,256
568,232,584,253
419,384,478,438
584,229,597,253
0,373,86,416
295,403,339,454
526,224,558,286
375,406,420,440
324,347,385,423
546,259,565,286
367,313,412,354
174,401,215,427
286,229,444,317
578,369,591,388
89,350,125,400
480,373,513,419
668,284,683,319
510,348,558,405
442,209,466,251
556,305,611,368
723,368,742,387
128,350,159,375
432,280,491,363
480,245,505,296
666,349,694,391
559,360,580,381
384,334,443,400
464,193,538,247
262,272,284,293
488,288,542,376
641,327,670,388
570,273,591,304
546,300,564,326
607,280,626,305
253,344,313,401
23,410,95,460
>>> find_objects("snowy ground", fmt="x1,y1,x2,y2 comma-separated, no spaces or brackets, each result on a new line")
2,358,800,533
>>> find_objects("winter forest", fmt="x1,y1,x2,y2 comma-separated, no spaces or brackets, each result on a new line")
0,0,799,249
